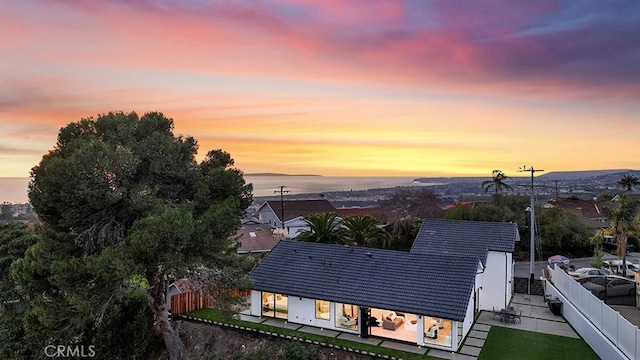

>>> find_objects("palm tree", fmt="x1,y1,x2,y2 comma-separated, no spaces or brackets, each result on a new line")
341,215,391,248
603,194,639,271
618,174,639,192
296,212,347,244
481,170,513,195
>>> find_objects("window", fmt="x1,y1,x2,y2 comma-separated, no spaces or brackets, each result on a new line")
335,303,358,330
424,318,452,347
261,292,288,319
315,300,330,320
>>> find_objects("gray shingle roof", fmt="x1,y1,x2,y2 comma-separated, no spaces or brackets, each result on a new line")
411,219,519,266
249,240,477,321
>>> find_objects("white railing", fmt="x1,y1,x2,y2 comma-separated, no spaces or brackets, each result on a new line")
548,265,639,359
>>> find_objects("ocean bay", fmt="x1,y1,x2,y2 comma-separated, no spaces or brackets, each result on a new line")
0,176,433,204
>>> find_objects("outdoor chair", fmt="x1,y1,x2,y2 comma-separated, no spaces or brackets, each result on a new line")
513,310,522,324
492,307,501,320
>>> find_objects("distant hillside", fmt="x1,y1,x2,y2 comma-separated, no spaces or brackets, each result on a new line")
414,169,638,184
539,169,637,181
245,173,321,177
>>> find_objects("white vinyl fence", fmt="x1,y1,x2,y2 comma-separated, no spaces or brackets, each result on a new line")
548,265,638,360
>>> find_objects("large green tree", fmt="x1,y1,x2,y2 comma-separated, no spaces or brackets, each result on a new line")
536,207,593,258
383,217,423,251
443,195,596,258
481,169,513,195
14,112,252,360
378,188,443,221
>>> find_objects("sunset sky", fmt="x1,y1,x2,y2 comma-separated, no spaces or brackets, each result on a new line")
1,0,639,178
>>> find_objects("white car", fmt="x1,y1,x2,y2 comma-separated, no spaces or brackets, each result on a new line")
603,260,639,278
568,267,610,280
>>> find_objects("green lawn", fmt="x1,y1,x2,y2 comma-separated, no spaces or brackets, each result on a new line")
479,326,600,360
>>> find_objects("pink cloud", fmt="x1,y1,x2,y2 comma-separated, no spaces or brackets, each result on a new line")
3,0,640,111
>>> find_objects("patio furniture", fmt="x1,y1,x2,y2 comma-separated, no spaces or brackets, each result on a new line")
513,310,522,324
425,325,438,339
341,316,357,327
492,307,501,320
404,319,418,332
500,308,517,323
382,312,404,330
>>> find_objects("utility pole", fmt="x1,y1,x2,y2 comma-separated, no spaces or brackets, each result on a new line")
274,186,289,230
519,165,544,295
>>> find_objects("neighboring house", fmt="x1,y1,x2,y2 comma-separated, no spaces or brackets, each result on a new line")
235,220,281,254
257,199,337,238
248,218,519,351
544,197,610,221
543,198,611,232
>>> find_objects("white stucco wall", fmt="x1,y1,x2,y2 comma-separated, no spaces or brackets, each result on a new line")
459,289,475,352
288,296,316,325
284,217,309,238
250,290,262,316
477,251,512,310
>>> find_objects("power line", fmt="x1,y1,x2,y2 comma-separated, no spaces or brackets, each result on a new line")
518,165,544,295
274,186,289,230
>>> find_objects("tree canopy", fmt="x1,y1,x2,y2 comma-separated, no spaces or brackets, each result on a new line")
481,170,513,195
13,112,253,360
603,194,639,267
0,222,38,304
296,212,346,244
341,215,391,248
618,174,639,192
377,188,443,221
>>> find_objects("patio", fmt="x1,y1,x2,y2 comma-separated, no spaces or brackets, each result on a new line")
475,294,579,339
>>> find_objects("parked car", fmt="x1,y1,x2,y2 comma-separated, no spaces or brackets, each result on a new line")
603,260,639,278
579,275,636,299
567,267,610,280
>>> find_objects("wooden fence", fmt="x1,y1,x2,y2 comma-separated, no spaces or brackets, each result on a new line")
171,289,251,316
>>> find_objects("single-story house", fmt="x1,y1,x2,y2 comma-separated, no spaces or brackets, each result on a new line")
257,199,337,238
235,220,281,254
249,218,519,351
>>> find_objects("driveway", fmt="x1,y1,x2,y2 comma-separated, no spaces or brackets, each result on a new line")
514,252,640,278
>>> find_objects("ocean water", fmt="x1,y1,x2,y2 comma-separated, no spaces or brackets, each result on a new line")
245,175,427,197
0,176,430,204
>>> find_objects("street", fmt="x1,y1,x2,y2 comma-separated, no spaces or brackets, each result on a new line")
514,252,640,278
